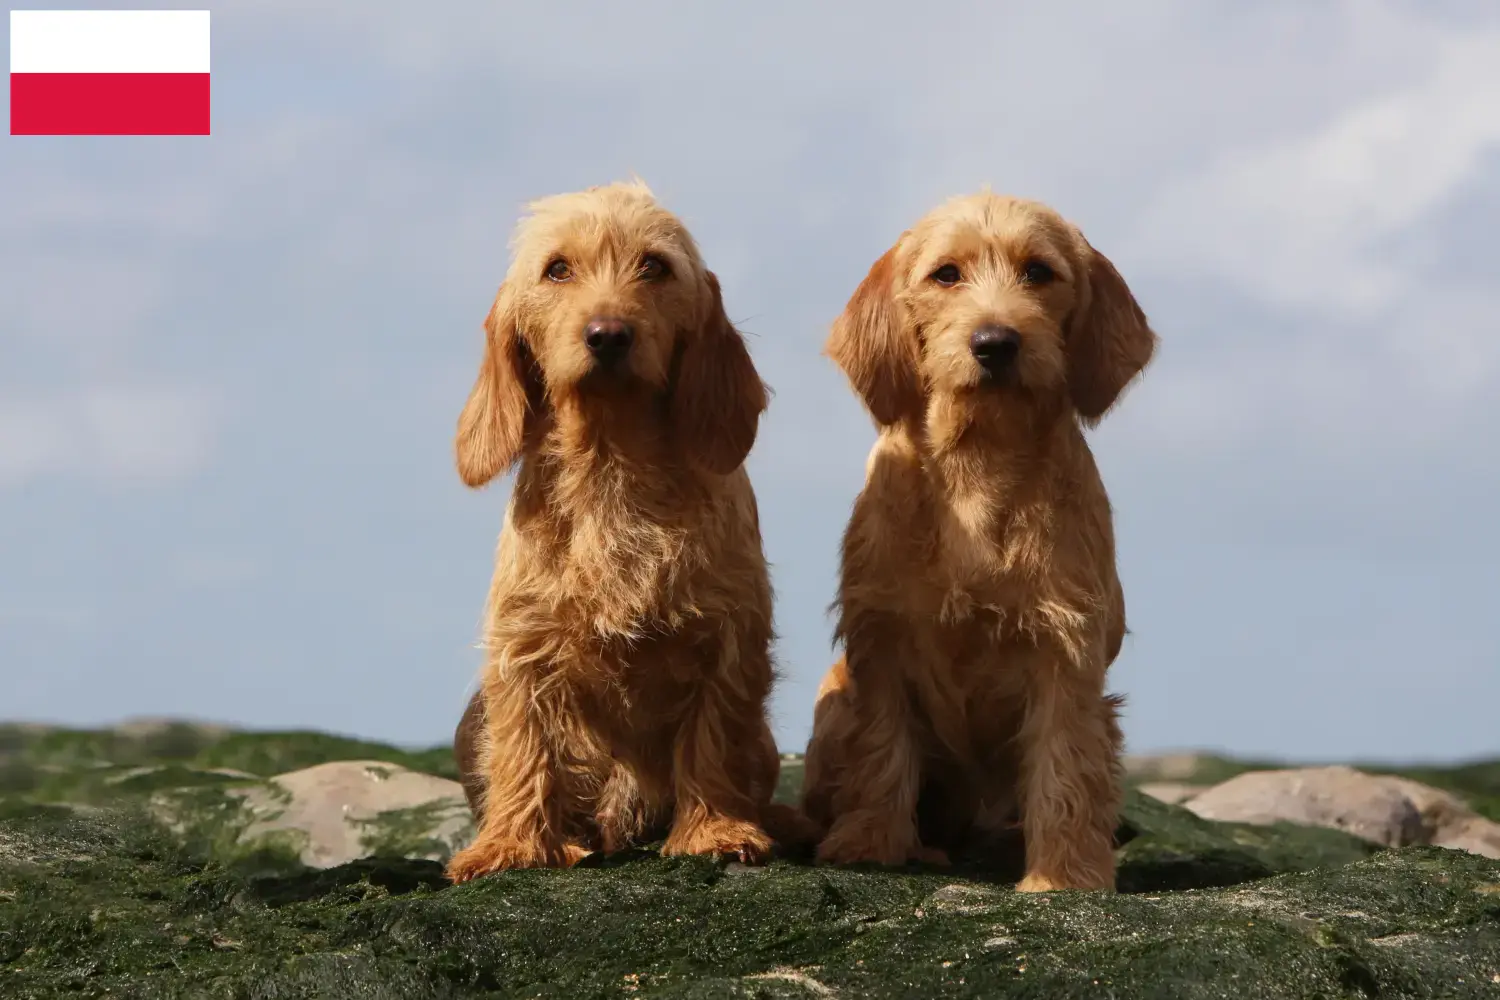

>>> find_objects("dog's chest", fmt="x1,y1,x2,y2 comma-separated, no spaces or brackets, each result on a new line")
544,501,698,616
584,630,715,717
934,507,1034,631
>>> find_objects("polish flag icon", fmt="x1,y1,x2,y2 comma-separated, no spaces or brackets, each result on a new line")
10,9,210,135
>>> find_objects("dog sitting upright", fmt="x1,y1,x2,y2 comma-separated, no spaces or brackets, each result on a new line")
801,191,1158,891
445,181,808,881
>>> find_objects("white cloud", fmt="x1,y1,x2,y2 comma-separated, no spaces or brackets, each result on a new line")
1128,24,1500,317
1099,7,1500,457
0,384,221,487
0,112,348,484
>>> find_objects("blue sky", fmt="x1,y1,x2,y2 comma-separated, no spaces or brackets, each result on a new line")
3,0,1497,761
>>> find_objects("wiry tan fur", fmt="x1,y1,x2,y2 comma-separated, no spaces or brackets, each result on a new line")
444,181,813,883
801,191,1157,892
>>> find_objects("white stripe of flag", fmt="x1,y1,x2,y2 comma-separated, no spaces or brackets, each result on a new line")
10,10,210,73
9,10,212,135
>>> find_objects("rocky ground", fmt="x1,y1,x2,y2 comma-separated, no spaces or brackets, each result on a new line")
2,720,1498,998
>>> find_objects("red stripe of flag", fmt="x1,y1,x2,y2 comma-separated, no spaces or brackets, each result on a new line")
10,72,210,135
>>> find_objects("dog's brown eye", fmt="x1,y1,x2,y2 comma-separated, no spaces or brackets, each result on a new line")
930,264,961,286
638,254,670,281
1022,260,1055,285
545,259,572,282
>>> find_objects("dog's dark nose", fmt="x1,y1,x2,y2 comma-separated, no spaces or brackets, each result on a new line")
970,325,1021,371
584,317,633,365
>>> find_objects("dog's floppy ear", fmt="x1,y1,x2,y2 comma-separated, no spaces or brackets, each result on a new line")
1066,237,1158,423
670,270,769,475
825,245,923,426
454,282,544,487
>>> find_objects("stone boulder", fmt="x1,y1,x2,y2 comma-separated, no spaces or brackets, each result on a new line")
1437,815,1500,859
1376,775,1500,859
2,795,1496,999
6,723,1500,996
233,760,475,869
1184,766,1424,846
1183,765,1500,858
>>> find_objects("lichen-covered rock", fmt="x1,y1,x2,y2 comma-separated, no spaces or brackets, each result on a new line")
1185,765,1427,847
0,801,1497,999
1439,816,1500,861
1367,760,1500,825
233,760,475,869
0,720,460,790
1186,766,1500,859
4,724,1500,997
1377,775,1500,860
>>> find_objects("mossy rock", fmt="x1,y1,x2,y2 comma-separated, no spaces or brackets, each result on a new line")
1,803,1497,998
3,725,1499,997
1122,752,1500,827
0,722,459,791
1359,761,1500,825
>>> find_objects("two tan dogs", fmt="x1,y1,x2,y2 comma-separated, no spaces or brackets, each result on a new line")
448,181,1156,893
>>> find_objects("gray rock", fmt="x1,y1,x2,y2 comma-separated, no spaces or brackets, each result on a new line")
1375,776,1471,833
917,883,1008,917
1183,766,1500,859
1184,766,1425,847
1432,815,1500,860
1369,775,1500,859
233,760,475,869
1370,774,1499,856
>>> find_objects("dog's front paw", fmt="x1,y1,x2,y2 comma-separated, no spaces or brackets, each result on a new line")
816,813,944,867
445,836,589,883
1015,866,1114,893
662,815,773,865
1015,873,1063,893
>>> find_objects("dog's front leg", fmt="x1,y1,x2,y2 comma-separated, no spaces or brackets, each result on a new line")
814,614,944,867
445,664,589,882
662,625,774,864
1014,638,1123,892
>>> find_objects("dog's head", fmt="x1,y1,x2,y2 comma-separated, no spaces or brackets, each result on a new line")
455,181,767,485
825,191,1157,429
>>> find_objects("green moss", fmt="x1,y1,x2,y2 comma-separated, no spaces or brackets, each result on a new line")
1119,752,1500,824
1114,788,1379,893
354,799,474,863
0,723,460,784
4,726,1499,997
190,731,459,780
0,760,39,796
773,758,803,806
1,802,1497,999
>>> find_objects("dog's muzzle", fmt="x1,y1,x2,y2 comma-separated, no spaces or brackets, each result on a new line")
583,316,634,369
970,325,1021,376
